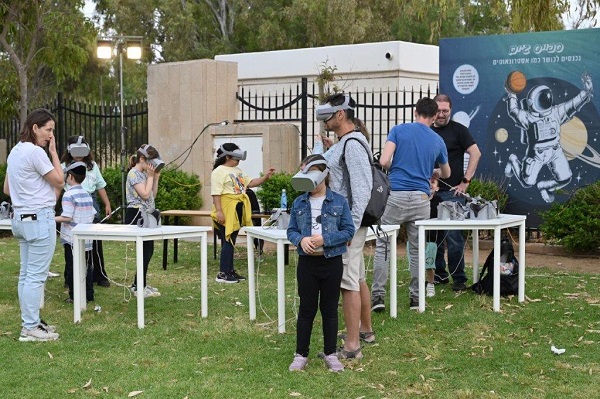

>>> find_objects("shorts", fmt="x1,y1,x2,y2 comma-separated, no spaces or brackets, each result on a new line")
340,226,368,291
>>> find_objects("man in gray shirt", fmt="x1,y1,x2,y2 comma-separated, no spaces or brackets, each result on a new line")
316,93,373,359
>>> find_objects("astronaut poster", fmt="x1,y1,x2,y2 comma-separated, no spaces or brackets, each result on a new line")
439,28,600,227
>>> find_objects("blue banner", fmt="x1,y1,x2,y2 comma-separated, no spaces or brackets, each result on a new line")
440,29,600,227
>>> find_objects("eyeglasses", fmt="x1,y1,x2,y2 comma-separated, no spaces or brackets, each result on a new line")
437,109,451,115
312,215,322,229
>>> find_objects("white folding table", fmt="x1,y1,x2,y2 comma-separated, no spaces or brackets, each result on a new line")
242,224,400,333
71,224,211,328
415,214,527,313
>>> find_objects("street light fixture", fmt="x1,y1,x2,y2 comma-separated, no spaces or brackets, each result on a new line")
96,36,143,223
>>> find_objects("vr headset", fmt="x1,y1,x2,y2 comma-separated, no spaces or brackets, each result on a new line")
67,136,90,158
63,161,88,180
315,94,354,121
291,159,329,192
217,144,247,161
139,144,165,172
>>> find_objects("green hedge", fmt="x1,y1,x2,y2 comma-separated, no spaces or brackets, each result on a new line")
541,181,600,253
255,172,299,212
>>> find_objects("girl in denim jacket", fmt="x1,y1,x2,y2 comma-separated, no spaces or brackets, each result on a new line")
287,154,355,372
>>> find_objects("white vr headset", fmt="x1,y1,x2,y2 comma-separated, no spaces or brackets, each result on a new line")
291,159,329,192
63,161,87,181
67,136,90,158
139,144,165,172
217,144,247,161
315,94,354,121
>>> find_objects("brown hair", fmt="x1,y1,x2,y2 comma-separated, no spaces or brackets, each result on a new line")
128,144,160,170
19,109,55,144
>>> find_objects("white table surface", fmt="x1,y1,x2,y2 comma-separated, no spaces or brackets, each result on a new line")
242,224,401,333
415,214,526,313
71,223,211,328
0,218,11,230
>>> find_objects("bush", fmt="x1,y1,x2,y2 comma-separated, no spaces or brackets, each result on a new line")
467,176,509,212
103,166,202,223
541,181,600,253
255,172,300,212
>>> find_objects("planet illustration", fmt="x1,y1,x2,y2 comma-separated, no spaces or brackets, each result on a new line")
452,106,480,128
560,116,600,167
494,128,509,143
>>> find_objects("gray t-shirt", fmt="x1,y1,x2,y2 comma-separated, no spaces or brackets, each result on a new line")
326,131,373,230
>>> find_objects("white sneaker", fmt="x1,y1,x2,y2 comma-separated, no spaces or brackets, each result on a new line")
48,271,60,278
426,283,436,298
19,325,59,342
146,285,161,294
289,354,308,371
131,286,160,298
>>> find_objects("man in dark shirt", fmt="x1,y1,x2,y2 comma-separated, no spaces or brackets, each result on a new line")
431,94,481,291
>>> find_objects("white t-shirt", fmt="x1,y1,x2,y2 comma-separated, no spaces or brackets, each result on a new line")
309,195,325,253
6,142,56,212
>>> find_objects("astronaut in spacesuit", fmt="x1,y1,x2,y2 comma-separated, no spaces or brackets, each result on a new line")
505,72,593,202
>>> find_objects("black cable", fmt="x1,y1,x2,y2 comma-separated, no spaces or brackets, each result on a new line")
166,120,229,170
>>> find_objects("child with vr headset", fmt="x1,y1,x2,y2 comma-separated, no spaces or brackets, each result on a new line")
55,162,97,304
286,154,355,372
211,142,274,283
126,144,163,298
61,135,112,288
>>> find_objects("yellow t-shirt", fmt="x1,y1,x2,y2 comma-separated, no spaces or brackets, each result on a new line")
211,165,250,195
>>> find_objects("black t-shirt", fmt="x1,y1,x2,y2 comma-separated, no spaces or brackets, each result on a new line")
431,120,476,191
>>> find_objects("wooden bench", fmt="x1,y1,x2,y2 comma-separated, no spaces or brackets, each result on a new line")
161,209,275,269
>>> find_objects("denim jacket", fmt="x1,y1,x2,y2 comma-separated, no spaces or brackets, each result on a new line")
287,188,355,258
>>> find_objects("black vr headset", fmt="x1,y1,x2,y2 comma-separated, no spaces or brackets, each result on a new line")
217,144,247,161
291,159,329,192
139,144,165,172
315,94,355,121
67,136,90,158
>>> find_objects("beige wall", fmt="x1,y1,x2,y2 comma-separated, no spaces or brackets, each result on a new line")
147,60,300,221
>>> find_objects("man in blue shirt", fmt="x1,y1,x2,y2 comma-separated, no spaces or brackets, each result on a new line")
371,97,450,311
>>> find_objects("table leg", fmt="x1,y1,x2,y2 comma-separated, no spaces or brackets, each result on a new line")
73,237,86,323
247,233,256,321
277,239,286,333
200,232,208,318
518,221,526,303
472,228,480,282
137,238,145,328
162,216,170,270
493,227,501,312
389,229,398,318
173,216,180,264
418,226,426,312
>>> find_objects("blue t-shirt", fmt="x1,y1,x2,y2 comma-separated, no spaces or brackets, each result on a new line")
387,122,448,194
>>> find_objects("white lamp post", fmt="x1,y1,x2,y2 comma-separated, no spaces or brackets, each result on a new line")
96,36,143,222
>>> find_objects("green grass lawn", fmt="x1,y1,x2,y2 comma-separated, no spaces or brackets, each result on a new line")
0,236,598,399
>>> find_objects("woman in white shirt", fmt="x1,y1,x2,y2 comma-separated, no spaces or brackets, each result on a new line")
3,109,64,342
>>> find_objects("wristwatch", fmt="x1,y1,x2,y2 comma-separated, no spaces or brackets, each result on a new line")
462,177,471,184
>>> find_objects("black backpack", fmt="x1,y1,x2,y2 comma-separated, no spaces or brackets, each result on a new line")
471,239,519,296
341,137,391,227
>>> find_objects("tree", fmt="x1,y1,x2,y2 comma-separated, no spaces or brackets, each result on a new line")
0,0,96,124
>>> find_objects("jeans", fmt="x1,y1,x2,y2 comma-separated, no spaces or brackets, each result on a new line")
125,208,154,288
64,244,94,301
295,255,343,357
434,191,467,284
12,207,56,330
372,191,430,300
215,202,243,274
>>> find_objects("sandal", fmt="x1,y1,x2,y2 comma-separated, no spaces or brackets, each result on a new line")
337,346,363,360
338,331,376,344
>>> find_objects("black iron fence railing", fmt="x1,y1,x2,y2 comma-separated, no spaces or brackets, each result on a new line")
0,93,148,170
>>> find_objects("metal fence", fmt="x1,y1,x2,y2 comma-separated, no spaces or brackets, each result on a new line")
0,93,148,169
236,77,438,157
